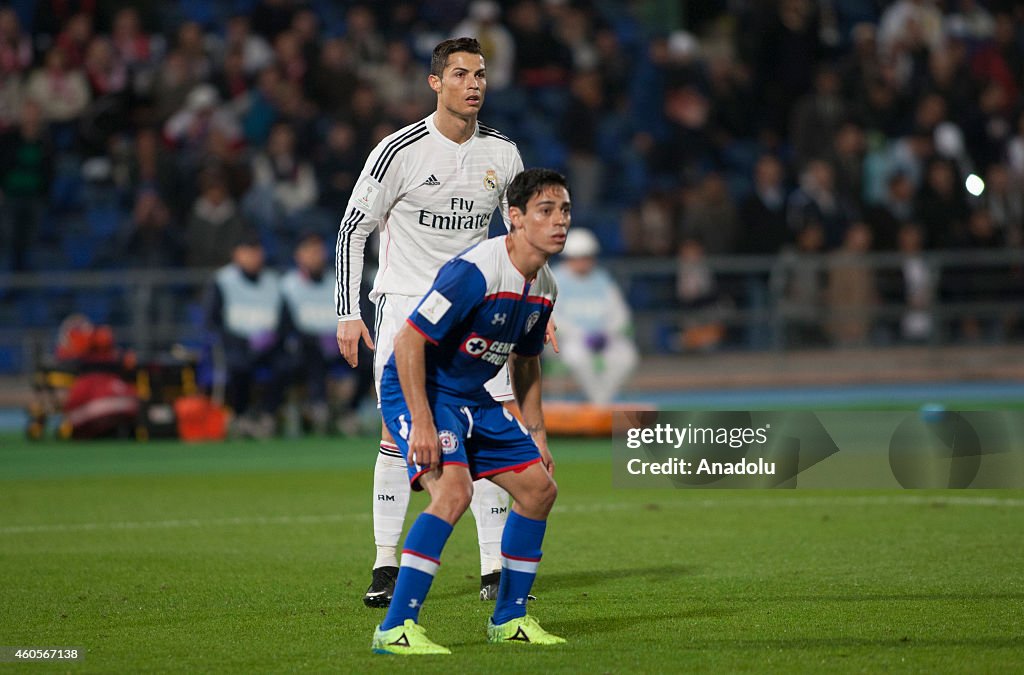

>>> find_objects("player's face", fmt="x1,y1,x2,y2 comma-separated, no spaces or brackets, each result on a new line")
515,185,572,256
430,51,487,119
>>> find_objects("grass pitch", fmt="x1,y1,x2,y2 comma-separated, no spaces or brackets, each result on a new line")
1,435,1022,673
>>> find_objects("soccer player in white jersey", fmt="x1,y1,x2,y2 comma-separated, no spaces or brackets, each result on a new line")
335,37,530,607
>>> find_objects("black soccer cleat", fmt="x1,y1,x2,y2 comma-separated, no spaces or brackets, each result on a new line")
363,566,398,608
480,571,536,601
480,571,501,601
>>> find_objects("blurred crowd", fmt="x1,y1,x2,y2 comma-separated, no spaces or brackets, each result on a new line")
0,0,1022,349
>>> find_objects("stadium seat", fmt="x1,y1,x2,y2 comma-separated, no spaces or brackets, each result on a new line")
0,345,22,374
85,207,123,239
17,294,53,328
62,233,99,270
74,291,115,324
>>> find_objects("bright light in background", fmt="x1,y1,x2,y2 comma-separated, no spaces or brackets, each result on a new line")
965,173,985,197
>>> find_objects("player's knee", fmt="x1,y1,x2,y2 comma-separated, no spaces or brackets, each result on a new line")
522,475,557,517
539,476,558,513
430,481,473,521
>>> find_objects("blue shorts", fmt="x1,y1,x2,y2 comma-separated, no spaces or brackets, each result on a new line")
382,400,542,490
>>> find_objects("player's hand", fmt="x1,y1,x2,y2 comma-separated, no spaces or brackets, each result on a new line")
544,316,559,353
538,444,555,476
337,319,375,367
408,419,441,471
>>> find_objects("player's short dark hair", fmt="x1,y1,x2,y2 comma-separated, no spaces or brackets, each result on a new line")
507,168,569,213
431,37,483,78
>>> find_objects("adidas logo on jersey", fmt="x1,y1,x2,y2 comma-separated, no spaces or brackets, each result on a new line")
422,174,441,186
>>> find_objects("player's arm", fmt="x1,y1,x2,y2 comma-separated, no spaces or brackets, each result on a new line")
509,351,553,475
392,322,440,469
334,143,401,366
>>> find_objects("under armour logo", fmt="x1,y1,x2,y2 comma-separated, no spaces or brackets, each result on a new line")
422,174,440,186
409,598,420,609
492,313,507,325
515,597,524,605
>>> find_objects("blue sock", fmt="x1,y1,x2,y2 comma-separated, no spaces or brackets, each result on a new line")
380,512,453,631
492,511,547,625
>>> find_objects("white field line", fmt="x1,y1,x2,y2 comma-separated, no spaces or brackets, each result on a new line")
1,495,1022,536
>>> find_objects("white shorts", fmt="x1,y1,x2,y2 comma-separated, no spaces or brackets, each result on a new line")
372,293,514,404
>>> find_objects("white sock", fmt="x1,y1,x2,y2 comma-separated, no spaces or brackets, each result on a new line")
372,443,410,569
469,478,510,576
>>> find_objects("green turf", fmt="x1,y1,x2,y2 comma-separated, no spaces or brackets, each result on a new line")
1,436,1022,673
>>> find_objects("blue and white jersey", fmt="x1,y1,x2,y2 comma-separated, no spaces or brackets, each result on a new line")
380,236,557,407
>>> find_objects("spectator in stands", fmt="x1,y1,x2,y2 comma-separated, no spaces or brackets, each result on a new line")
306,38,357,120
0,8,32,79
950,207,1006,341
739,154,790,348
79,38,129,154
888,222,937,343
914,156,969,248
163,84,242,183
983,163,1023,250
681,171,740,255
790,65,847,168
205,230,285,438
345,4,386,72
174,21,213,83
508,0,572,88
0,57,22,133
26,47,91,126
676,237,727,352
273,29,308,88
251,0,300,43
185,167,248,269
222,14,274,78
551,228,638,404
244,121,318,258
866,170,915,251
773,223,827,347
242,65,284,146
111,7,160,77
561,70,605,211
0,99,52,272
621,191,676,257
281,231,371,435
289,8,321,66
787,159,853,250
829,120,867,214
362,39,432,120
211,46,251,110
55,12,93,69
453,0,515,91
315,119,361,214
825,221,877,346
118,188,181,268
740,155,790,255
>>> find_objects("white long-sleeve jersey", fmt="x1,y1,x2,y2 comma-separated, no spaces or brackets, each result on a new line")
334,112,524,320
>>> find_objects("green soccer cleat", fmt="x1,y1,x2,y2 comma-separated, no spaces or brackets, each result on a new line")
372,619,451,655
487,614,566,645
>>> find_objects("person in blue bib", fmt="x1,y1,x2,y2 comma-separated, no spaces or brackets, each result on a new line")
372,168,571,655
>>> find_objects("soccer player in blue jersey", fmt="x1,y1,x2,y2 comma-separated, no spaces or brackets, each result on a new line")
371,168,570,654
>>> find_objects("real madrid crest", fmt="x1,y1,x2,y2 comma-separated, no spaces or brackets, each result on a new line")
484,169,498,191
